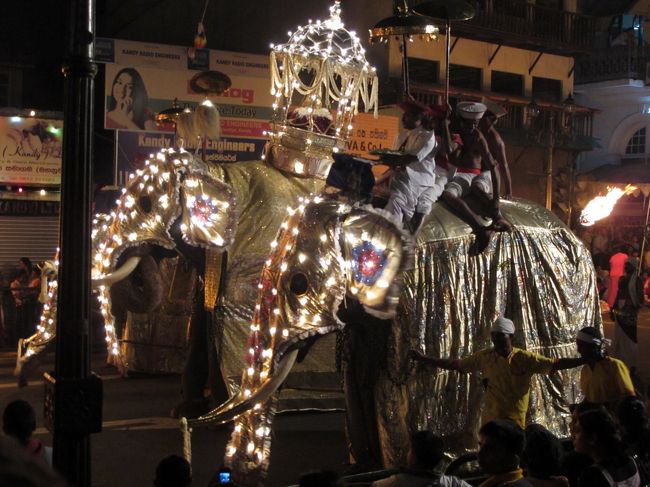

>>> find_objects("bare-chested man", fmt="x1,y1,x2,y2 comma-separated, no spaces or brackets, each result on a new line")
440,101,509,255
480,100,512,199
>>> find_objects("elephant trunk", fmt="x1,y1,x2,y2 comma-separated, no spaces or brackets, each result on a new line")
187,349,299,427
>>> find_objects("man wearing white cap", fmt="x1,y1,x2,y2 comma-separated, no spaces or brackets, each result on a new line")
439,101,508,255
410,317,585,428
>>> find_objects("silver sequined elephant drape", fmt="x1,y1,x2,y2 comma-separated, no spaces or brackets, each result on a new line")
375,198,600,466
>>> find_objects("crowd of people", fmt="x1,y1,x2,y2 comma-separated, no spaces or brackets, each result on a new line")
577,226,650,384
0,257,42,347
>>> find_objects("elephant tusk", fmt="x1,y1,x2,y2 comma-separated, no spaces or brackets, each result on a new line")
188,349,299,427
92,256,142,288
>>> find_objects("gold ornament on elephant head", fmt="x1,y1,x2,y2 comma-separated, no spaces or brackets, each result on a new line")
265,1,379,179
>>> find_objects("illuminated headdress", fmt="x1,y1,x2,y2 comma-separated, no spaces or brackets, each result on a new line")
266,1,379,178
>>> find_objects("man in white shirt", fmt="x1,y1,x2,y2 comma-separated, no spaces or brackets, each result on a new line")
373,430,471,487
384,99,438,233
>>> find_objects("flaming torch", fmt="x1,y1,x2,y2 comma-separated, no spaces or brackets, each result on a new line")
579,184,637,226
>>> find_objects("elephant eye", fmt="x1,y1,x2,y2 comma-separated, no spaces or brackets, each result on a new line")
138,195,153,214
289,272,309,296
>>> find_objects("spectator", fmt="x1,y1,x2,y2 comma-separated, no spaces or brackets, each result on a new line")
2,399,51,466
613,261,643,373
591,228,609,269
618,396,650,485
523,424,569,487
608,246,629,309
299,470,342,487
575,327,635,411
154,454,192,487
0,436,65,487
477,419,531,486
642,270,650,305
572,407,640,486
372,430,471,487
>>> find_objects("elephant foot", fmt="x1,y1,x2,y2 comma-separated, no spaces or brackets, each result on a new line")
170,397,211,419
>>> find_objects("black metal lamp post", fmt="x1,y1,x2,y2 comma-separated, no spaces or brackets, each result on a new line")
45,1,103,485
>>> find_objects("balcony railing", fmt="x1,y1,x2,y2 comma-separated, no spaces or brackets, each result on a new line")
413,0,596,54
575,46,649,84
410,84,595,149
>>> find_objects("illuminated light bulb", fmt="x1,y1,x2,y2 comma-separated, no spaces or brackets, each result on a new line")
282,329,289,338
320,234,327,242
350,286,358,295
292,227,299,235
280,262,288,272
256,426,265,437
326,277,336,287
366,290,376,300
260,370,268,379
128,232,137,241
272,288,278,295
244,389,252,398
377,279,389,289
247,367,255,376
247,442,255,454
227,446,237,457
270,241,278,248
269,327,277,335
253,403,261,410
265,259,272,266
294,161,304,174
258,283,264,289
298,253,307,263
235,424,242,433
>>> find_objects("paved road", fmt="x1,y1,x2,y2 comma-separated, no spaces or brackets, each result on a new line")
0,350,348,487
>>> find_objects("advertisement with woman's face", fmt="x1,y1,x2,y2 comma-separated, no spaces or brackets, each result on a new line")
106,67,157,131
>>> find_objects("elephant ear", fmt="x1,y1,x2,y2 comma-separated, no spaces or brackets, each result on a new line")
340,206,413,319
178,162,238,249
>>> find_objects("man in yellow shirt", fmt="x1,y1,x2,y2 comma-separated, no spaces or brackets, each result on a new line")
410,317,585,428
576,326,635,409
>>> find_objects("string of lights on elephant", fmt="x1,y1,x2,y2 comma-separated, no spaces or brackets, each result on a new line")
15,258,59,373
90,148,238,369
182,197,412,482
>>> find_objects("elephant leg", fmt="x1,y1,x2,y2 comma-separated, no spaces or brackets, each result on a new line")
174,283,227,418
342,322,384,470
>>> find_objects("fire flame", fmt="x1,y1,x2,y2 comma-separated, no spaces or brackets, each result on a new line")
579,184,637,226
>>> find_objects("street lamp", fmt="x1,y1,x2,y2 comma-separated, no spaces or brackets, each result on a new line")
526,96,577,216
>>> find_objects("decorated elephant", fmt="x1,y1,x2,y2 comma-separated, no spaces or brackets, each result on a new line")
19,2,380,415
182,196,599,485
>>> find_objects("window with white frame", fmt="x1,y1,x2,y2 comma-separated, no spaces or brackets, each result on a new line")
625,127,646,155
